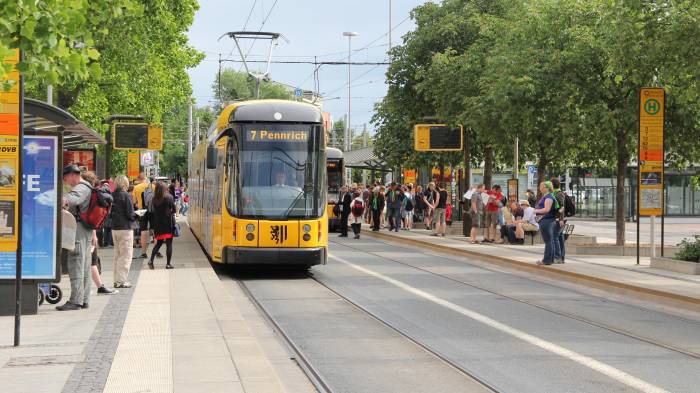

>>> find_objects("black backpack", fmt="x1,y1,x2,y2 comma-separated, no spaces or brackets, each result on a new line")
563,193,576,217
351,200,364,217
405,197,414,211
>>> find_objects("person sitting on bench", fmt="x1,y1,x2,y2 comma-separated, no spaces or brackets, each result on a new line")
513,199,539,244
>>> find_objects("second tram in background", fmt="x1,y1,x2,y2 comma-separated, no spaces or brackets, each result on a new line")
326,147,344,232
189,100,328,267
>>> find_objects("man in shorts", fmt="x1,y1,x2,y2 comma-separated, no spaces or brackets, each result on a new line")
484,184,503,243
469,184,485,243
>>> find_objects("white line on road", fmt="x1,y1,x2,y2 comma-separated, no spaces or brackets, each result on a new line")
329,254,670,393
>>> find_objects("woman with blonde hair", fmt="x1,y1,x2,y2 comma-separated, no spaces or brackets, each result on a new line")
111,175,138,287
534,181,558,265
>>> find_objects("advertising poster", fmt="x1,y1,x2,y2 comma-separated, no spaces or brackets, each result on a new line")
0,135,60,280
63,149,95,172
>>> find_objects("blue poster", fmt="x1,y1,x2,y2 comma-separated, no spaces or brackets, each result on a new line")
0,135,59,279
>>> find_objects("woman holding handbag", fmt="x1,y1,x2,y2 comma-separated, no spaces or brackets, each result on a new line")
148,181,176,270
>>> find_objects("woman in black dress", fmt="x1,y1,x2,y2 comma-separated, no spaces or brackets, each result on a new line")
148,181,176,269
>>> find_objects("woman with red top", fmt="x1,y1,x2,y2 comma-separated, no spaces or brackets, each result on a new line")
148,181,176,270
484,184,503,243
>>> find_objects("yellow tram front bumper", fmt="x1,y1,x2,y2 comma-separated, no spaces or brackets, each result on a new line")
222,246,326,266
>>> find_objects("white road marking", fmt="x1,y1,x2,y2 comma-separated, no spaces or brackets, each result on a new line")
329,254,670,393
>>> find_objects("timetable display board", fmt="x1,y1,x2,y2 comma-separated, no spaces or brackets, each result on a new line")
113,123,163,150
638,88,665,216
414,124,463,151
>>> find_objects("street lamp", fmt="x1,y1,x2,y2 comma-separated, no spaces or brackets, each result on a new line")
343,31,358,152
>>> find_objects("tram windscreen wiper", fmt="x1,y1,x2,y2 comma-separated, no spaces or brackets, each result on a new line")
282,189,306,218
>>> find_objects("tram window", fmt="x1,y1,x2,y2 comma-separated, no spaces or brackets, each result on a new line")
227,138,238,215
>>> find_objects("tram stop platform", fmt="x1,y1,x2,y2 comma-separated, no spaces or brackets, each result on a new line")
0,217,315,393
363,222,700,314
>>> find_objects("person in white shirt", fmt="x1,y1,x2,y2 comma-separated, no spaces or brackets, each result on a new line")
514,199,539,241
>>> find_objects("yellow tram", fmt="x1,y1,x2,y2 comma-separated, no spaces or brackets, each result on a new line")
189,100,328,266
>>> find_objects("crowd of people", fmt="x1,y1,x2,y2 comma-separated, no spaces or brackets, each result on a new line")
56,167,186,311
335,177,571,267
334,180,454,240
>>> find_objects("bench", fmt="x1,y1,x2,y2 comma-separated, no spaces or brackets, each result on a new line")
524,223,574,245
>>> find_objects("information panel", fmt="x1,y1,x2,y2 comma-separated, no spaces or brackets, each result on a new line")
414,124,463,151
113,123,163,150
0,49,20,254
0,135,60,280
638,87,665,217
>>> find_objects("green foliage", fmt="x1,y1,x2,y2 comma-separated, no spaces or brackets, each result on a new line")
1,1,141,87
213,68,293,108
676,235,700,263
12,1,203,177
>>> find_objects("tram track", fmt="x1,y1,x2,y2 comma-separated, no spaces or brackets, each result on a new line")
236,279,335,393
331,238,700,361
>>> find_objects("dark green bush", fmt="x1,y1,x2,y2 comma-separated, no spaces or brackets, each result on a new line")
676,235,700,262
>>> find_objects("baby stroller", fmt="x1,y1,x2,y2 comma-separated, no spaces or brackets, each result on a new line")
38,283,62,305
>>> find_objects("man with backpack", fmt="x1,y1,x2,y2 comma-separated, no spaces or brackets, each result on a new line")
57,165,97,311
551,178,567,264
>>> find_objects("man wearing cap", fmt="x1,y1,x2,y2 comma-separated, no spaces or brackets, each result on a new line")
56,165,95,311
513,199,539,243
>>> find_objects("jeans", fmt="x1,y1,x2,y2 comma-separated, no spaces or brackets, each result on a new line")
539,218,557,264
387,207,400,231
553,221,566,261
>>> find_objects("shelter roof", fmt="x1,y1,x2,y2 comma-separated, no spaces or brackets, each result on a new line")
24,98,106,147
343,146,388,171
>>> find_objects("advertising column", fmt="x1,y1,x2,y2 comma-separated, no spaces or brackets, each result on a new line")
0,50,20,257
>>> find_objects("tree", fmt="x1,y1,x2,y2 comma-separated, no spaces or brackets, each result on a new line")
1,1,140,88
212,68,293,109
17,1,204,177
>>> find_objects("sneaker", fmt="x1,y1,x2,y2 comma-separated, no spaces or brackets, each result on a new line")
56,302,82,311
139,253,148,259
353,235,360,239
97,286,118,295
156,252,164,259
554,258,565,264
114,282,133,288
81,303,89,309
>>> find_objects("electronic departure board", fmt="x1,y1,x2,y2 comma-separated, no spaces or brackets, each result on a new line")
112,123,163,150
414,124,463,151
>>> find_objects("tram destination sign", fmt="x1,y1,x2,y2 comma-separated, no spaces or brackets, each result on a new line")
112,123,163,150
245,129,309,142
414,124,463,151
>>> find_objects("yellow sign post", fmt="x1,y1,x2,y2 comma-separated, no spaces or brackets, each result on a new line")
638,88,664,217
0,49,20,254
127,152,140,180
637,87,665,264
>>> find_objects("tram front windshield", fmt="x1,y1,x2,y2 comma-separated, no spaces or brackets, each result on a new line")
327,160,341,197
235,123,324,219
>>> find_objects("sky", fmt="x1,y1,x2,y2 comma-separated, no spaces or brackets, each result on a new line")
187,0,428,133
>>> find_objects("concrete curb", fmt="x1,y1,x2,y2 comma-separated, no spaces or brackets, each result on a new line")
364,230,700,311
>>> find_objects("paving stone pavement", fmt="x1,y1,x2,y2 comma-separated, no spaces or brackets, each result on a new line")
61,258,144,393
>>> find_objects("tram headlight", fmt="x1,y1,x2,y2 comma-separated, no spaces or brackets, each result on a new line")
246,224,255,233
302,224,311,233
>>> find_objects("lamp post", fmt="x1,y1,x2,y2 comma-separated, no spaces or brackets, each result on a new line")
343,31,358,152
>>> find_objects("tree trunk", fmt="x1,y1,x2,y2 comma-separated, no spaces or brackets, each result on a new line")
615,131,629,246
483,146,494,188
